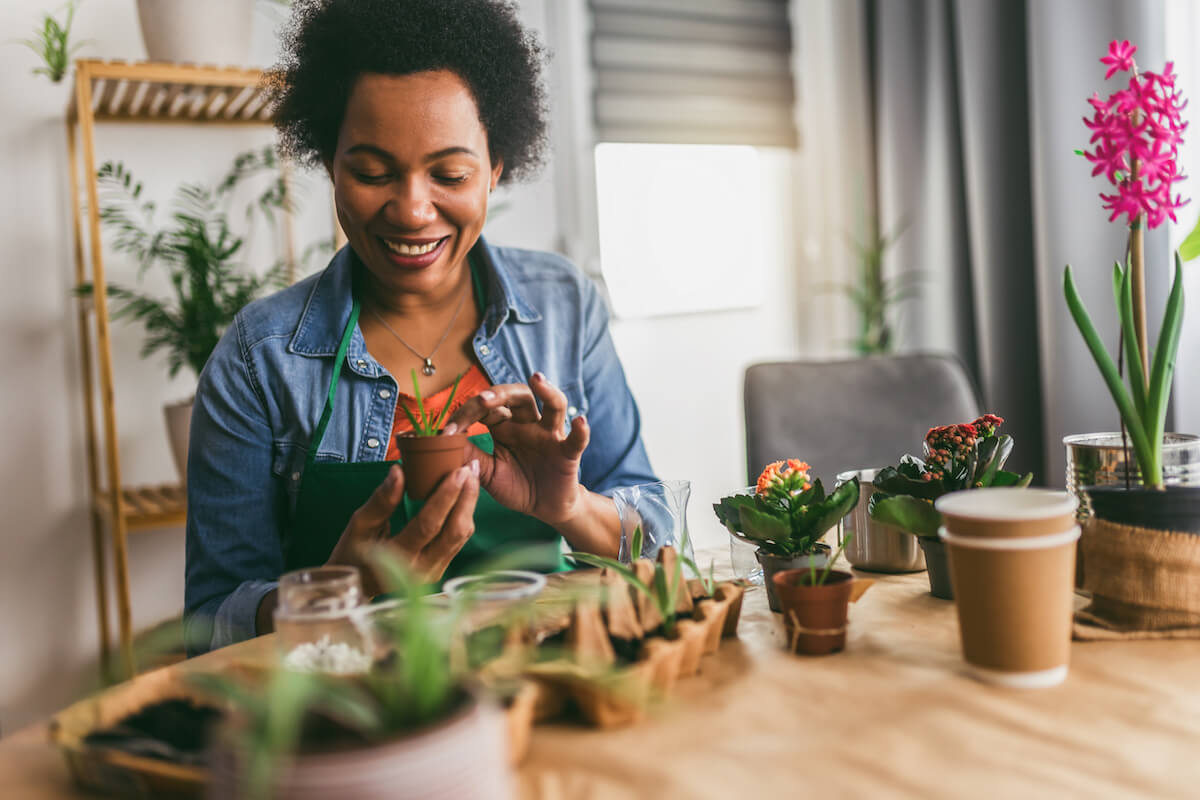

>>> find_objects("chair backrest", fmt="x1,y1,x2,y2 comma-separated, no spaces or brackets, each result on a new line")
743,354,982,484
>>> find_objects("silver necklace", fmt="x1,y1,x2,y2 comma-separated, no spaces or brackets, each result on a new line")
367,283,469,376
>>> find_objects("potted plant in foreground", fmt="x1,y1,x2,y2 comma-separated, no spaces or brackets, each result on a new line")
1064,39,1200,534
193,555,513,799
394,369,468,500
714,461,859,612
772,531,873,656
868,415,1032,599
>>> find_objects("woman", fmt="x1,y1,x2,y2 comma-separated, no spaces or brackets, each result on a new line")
184,0,657,653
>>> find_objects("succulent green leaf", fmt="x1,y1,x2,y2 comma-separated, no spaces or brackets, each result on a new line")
872,465,946,500
868,493,942,538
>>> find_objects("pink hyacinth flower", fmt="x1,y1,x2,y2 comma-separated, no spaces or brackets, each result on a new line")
1101,39,1137,80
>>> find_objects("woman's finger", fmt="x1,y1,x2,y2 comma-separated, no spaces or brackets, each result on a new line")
420,466,481,576
530,372,568,437
563,413,590,461
443,384,540,434
392,464,470,555
347,465,405,539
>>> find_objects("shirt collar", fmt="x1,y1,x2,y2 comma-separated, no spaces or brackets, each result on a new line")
287,237,541,363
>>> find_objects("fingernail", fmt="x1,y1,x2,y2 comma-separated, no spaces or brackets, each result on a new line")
532,371,545,382
470,458,480,476
442,423,458,435
455,465,470,486
480,390,495,401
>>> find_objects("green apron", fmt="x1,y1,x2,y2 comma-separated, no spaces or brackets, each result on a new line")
285,269,567,580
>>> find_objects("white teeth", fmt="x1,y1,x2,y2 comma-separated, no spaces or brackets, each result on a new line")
383,239,441,256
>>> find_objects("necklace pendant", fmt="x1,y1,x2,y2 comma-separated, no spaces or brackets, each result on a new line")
422,358,436,376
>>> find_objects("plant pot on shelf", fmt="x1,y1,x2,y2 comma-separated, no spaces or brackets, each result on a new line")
772,569,872,656
756,544,831,613
206,690,510,800
164,397,193,483
395,432,469,501
916,536,954,600
137,0,255,66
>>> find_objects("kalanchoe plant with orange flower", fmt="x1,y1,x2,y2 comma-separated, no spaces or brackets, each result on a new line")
714,460,860,557
1064,40,1199,492
868,415,1033,538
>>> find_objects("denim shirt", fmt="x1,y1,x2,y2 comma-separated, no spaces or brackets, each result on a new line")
184,239,657,652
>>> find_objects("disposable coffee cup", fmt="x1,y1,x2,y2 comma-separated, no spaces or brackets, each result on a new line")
935,488,1080,689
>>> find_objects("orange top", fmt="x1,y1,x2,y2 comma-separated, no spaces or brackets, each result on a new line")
386,365,491,460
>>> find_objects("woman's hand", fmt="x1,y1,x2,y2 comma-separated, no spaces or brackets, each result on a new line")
442,373,589,525
325,462,480,594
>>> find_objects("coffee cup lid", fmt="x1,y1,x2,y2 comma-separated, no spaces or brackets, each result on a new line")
934,487,1078,521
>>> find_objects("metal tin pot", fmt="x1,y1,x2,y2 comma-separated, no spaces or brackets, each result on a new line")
835,468,926,573
1064,433,1200,518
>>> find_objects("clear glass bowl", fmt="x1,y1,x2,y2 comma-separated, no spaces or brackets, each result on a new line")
274,566,369,673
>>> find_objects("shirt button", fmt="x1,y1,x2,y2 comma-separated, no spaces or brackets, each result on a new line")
479,344,490,355
379,389,392,399
356,359,367,368
568,406,578,417
366,438,380,449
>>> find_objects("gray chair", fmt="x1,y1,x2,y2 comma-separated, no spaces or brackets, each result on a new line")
743,354,982,484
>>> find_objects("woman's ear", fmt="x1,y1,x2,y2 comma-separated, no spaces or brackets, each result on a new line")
322,157,335,182
490,160,504,191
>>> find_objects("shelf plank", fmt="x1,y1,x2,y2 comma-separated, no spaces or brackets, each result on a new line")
94,484,187,531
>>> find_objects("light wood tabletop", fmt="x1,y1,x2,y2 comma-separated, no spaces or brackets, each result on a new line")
5,558,1200,799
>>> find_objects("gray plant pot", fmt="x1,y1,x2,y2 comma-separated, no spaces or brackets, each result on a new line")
917,537,953,600
756,544,831,613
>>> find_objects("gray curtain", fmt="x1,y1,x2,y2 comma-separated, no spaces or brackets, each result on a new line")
865,0,1170,484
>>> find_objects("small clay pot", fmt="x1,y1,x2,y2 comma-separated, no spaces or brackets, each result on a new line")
918,536,953,600
756,545,831,613
395,432,469,500
772,569,853,656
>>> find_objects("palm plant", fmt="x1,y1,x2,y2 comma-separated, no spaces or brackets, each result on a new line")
78,147,332,379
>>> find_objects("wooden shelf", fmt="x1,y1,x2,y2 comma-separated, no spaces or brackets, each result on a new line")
94,484,187,532
68,60,275,125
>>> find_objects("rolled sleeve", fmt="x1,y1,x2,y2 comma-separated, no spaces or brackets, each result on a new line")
184,314,286,655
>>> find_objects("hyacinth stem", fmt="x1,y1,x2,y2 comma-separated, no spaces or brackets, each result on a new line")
1129,218,1151,386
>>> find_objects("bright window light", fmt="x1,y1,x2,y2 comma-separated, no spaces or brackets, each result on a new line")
594,143,767,318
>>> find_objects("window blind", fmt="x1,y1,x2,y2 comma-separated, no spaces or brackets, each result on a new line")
589,0,799,147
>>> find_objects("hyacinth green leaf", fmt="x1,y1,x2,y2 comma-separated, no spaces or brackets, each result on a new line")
1111,261,1124,312
1118,264,1148,419
1181,217,1200,263
1062,265,1156,479
871,465,945,500
868,493,942,538
1144,256,1186,487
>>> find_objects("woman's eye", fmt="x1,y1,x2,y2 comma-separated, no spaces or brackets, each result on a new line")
436,174,470,185
353,172,391,185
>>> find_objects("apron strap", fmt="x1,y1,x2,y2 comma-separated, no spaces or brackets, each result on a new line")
308,299,361,466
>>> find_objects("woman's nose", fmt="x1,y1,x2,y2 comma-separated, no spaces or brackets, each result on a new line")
383,178,438,228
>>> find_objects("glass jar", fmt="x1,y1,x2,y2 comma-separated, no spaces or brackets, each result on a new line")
273,566,371,674
443,570,547,667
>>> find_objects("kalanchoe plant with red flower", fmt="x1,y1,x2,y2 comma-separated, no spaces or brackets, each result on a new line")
867,415,1033,537
1064,40,1199,491
714,460,860,557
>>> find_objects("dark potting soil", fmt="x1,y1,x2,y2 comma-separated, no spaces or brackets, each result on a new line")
83,699,221,765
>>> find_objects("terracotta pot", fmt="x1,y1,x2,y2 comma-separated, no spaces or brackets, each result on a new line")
163,397,193,483
755,545,831,613
772,569,855,656
206,692,510,799
1086,485,1200,534
673,619,706,676
396,432,469,500
917,536,953,600
715,582,745,636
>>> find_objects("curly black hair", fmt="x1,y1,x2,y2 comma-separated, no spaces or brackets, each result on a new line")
270,0,549,184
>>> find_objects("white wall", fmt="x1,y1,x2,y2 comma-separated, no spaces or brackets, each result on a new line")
0,0,840,732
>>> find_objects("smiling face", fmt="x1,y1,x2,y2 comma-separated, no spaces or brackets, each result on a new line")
329,70,503,300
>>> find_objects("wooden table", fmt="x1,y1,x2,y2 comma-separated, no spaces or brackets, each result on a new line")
5,566,1200,799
